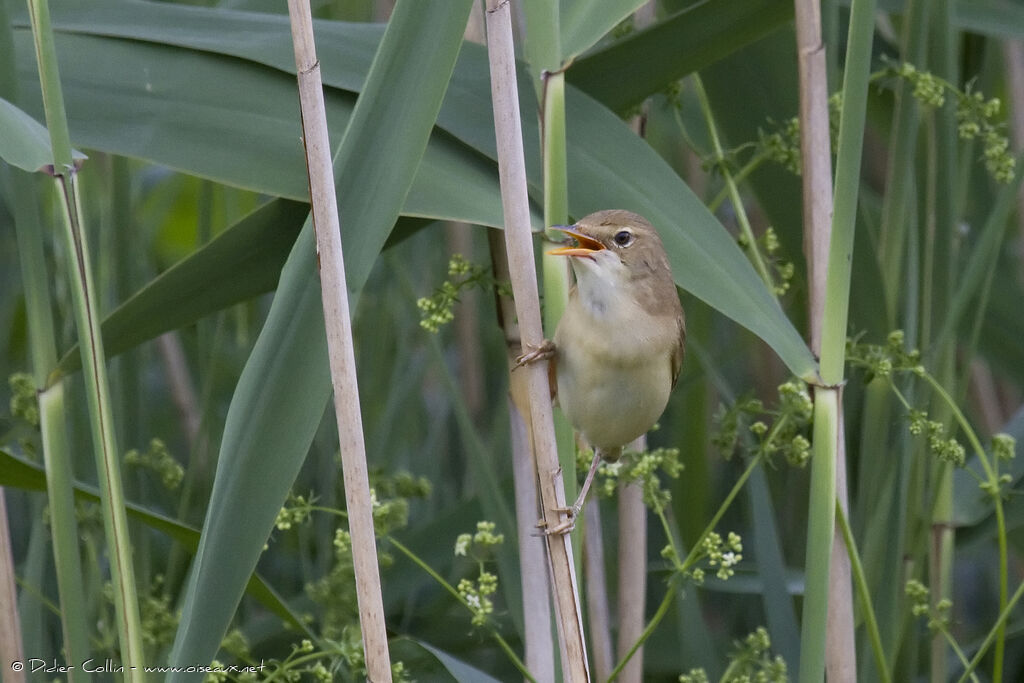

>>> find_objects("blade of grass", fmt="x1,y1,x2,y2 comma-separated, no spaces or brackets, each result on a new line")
12,5,815,381
52,198,309,379
565,0,794,115
9,25,509,228
25,0,144,672
877,0,930,325
0,96,84,172
167,0,474,674
559,0,646,60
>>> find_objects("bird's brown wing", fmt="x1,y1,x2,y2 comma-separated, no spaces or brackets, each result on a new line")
670,312,686,389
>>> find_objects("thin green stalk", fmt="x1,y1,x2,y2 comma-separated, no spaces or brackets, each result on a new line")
932,155,1024,354
539,68,578,536
706,152,771,213
609,453,765,678
938,630,978,683
878,0,931,324
607,584,675,682
920,373,1009,674
925,4,959,678
26,0,144,672
6,172,93,672
38,385,93,669
692,75,775,292
541,69,570,336
386,536,537,682
529,5,577,578
955,577,1024,683
801,388,839,682
800,0,875,677
884,365,1010,679
835,504,891,683
0,1,93,665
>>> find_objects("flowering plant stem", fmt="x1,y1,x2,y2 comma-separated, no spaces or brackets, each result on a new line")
834,504,891,683
692,75,774,292
609,452,763,679
386,536,536,682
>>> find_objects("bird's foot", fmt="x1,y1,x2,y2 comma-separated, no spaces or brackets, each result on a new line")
534,506,579,536
536,509,577,536
514,339,556,370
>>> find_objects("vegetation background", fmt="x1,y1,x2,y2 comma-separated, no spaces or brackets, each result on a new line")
1,0,1023,681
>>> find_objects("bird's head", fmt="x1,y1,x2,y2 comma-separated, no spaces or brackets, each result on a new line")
547,210,672,294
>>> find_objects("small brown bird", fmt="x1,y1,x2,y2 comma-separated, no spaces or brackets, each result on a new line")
520,210,685,530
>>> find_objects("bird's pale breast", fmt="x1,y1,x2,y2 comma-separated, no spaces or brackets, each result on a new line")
554,290,676,453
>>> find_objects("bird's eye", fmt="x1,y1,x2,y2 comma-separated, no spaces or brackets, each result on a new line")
613,230,634,247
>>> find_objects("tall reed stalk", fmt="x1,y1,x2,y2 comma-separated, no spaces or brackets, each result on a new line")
792,0,856,679
25,0,145,673
285,1,392,678
484,0,590,678
490,226,557,680
799,0,876,680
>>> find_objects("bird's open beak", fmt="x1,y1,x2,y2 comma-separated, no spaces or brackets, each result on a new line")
546,226,604,257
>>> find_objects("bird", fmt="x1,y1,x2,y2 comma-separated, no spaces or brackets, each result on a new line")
517,209,685,532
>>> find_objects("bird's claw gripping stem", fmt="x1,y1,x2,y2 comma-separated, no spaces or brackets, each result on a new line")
514,339,556,370
534,505,579,536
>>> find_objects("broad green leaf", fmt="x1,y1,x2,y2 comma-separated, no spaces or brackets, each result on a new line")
0,96,84,172
954,0,1024,37
699,29,803,261
561,86,818,381
0,449,310,634
52,198,308,379
565,0,794,115
10,27,514,230
433,45,819,378
167,0,474,675
560,0,647,60
857,0,1024,40
17,0,817,378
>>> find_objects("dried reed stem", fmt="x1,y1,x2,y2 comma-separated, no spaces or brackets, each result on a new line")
584,501,614,680
490,227,557,681
0,491,25,683
286,2,391,679
484,0,589,679
1005,40,1024,285
616,436,647,683
794,0,834,352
